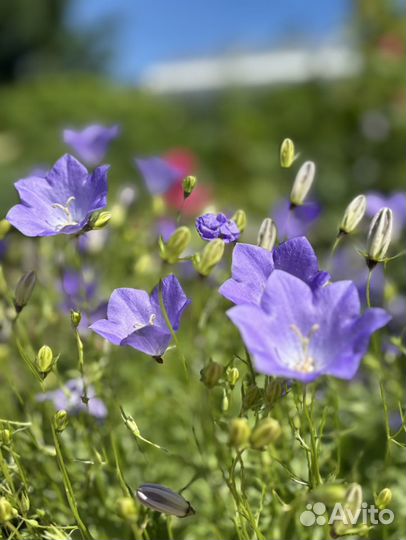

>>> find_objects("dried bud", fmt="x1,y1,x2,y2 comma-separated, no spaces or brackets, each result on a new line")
54,410,69,432
200,360,224,388
14,270,36,313
36,345,55,378
182,175,197,198
0,429,12,445
250,417,281,449
193,239,225,277
89,211,112,230
366,207,393,265
242,384,263,411
160,226,191,264
136,483,195,518
264,379,283,408
339,194,366,235
71,310,82,327
280,138,295,168
226,367,240,387
231,209,247,233
117,497,138,521
375,488,392,510
0,497,18,523
0,219,11,240
229,418,251,448
257,218,277,251
290,160,316,207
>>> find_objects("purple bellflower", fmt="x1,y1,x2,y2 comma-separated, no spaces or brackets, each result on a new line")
366,191,406,241
135,157,182,195
219,237,330,306
63,124,120,166
90,275,191,359
6,154,109,237
196,213,240,243
228,270,391,382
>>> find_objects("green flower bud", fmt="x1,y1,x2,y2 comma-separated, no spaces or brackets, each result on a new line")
136,483,195,517
311,483,347,505
0,497,18,522
200,360,224,388
89,211,112,230
250,417,281,449
54,410,69,433
242,384,263,411
226,367,240,387
366,207,393,266
160,226,191,264
117,497,138,521
221,390,229,412
229,418,251,448
333,483,363,536
257,218,277,251
36,345,55,378
339,194,366,235
280,138,295,168
375,488,392,510
182,175,197,198
20,492,30,513
0,429,12,445
231,209,247,233
14,270,36,313
194,238,225,277
0,219,11,240
123,414,141,437
71,310,82,327
290,161,316,207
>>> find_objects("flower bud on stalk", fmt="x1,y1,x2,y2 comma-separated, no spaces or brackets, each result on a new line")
375,488,392,510
366,207,393,268
289,161,316,207
160,226,191,264
117,497,138,521
89,211,112,230
71,310,82,327
0,429,12,445
242,384,263,411
136,483,195,518
231,209,247,233
333,483,363,536
257,218,277,251
221,390,229,412
229,418,251,448
250,417,281,449
53,410,69,432
193,239,225,277
36,345,55,378
280,138,295,168
200,360,224,388
0,497,18,523
14,271,36,313
339,194,366,235
182,175,197,199
226,367,240,388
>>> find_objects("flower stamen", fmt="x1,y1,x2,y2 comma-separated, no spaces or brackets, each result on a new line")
52,196,79,229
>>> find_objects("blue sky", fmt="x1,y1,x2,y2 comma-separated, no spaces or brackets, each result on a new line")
67,0,351,81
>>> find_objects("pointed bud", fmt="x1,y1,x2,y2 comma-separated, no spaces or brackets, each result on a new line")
250,417,281,449
375,488,392,510
20,492,30,513
339,194,366,235
89,211,112,230
14,271,36,313
71,310,82,327
280,138,295,168
257,218,277,251
0,497,18,523
54,410,69,432
193,239,225,277
136,483,195,517
182,175,197,198
117,497,138,521
36,345,55,378
0,429,12,446
160,226,191,264
123,414,141,437
229,418,251,448
0,219,11,240
226,367,240,388
231,209,247,233
366,207,393,265
290,161,316,207
200,360,224,388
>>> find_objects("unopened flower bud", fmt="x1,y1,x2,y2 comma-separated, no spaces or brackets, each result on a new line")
311,483,347,505
257,218,277,251
0,219,11,240
160,226,191,264
182,175,197,198
242,384,263,411
290,160,316,207
0,497,18,523
14,270,36,313
117,497,138,521
375,488,392,510
200,360,224,388
250,417,281,449
54,410,69,432
226,367,240,387
89,211,112,230
333,483,363,536
229,418,251,448
20,492,30,513
136,483,195,518
194,239,225,277
221,390,229,412
366,207,393,266
231,209,247,233
280,138,295,168
123,414,141,437
36,345,55,378
71,310,82,327
339,194,366,235
0,429,12,445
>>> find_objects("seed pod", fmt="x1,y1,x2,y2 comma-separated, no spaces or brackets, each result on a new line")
231,209,247,233
14,270,36,313
54,410,69,433
89,211,112,230
366,207,393,265
182,176,197,198
257,218,277,251
280,138,295,168
250,417,281,449
194,239,225,277
136,483,195,518
0,497,18,523
375,488,392,510
36,345,54,378
160,226,191,264
117,497,138,521
229,418,251,448
226,367,240,388
290,160,316,207
339,194,366,235
200,360,224,388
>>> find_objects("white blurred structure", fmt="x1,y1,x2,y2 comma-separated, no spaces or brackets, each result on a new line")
139,46,362,94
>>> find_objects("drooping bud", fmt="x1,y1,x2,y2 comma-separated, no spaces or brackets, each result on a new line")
200,360,224,388
231,209,247,233
280,138,295,168
250,417,281,449
36,345,55,378
366,207,393,266
182,175,197,198
136,483,195,518
257,218,277,251
290,161,316,207
71,310,82,328
89,211,112,230
229,418,251,448
160,226,191,264
339,194,366,235
375,488,392,510
0,219,11,240
226,367,240,388
117,497,138,521
193,239,225,277
0,429,12,446
14,271,36,313
54,410,69,433
0,497,18,523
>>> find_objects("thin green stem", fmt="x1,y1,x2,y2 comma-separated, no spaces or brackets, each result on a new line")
366,268,374,308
